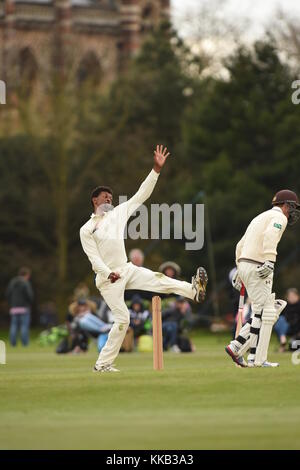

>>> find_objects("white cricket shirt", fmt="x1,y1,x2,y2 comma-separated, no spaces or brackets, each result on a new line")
236,206,288,264
80,169,159,280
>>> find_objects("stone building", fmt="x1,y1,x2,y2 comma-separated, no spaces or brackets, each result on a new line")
0,0,170,92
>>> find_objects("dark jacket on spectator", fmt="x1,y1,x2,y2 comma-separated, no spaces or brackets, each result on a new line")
284,301,300,335
6,276,34,308
162,307,183,325
129,296,150,334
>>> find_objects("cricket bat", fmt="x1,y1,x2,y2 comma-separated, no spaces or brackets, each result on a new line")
235,283,245,339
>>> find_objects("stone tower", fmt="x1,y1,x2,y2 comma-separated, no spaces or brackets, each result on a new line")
120,0,170,58
0,0,170,92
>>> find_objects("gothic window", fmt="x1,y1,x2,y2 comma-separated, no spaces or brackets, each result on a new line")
142,3,153,19
141,2,159,32
77,51,101,87
19,47,38,94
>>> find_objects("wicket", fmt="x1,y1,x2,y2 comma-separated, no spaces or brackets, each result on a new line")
0,340,6,364
152,296,164,370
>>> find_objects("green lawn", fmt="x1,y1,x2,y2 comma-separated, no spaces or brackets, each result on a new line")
0,331,300,450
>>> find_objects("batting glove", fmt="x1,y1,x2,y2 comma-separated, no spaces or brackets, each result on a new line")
232,270,242,291
256,261,274,279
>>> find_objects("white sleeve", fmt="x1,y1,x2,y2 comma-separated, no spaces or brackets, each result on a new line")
235,235,245,265
123,169,159,219
80,227,111,279
263,215,287,261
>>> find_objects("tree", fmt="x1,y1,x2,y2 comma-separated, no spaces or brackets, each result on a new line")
268,9,300,73
0,22,200,318
79,22,199,272
182,40,300,296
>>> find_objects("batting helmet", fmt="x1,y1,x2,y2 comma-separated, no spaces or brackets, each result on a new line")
272,189,300,225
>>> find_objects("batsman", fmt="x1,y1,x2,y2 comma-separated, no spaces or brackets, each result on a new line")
80,145,208,372
225,190,300,367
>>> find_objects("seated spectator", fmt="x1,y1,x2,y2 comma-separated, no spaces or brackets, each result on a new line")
68,298,112,352
73,283,90,301
274,288,300,352
129,248,145,267
129,295,151,342
158,261,182,304
159,261,181,279
58,315,89,355
125,248,153,301
162,296,194,352
56,328,89,355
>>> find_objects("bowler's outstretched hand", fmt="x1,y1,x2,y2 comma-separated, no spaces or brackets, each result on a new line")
153,145,170,173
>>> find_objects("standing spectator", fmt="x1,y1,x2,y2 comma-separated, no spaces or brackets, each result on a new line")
274,288,300,352
6,267,34,346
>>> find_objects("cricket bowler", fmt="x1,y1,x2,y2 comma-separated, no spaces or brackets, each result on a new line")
80,145,208,372
225,190,300,368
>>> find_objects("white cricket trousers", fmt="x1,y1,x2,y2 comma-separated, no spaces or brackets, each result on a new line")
95,262,194,367
232,261,273,360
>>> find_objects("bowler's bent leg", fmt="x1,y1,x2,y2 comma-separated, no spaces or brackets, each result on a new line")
126,265,194,300
95,280,130,368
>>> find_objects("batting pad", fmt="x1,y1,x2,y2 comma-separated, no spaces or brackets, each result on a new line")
274,299,287,322
237,337,250,358
255,293,276,366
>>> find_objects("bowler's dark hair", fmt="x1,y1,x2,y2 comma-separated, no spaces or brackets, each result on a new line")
91,185,113,208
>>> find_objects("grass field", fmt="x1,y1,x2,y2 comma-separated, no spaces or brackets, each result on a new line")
0,331,300,450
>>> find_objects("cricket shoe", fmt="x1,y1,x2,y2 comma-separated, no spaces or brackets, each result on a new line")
262,361,279,367
93,364,120,373
249,361,279,368
225,345,247,368
192,267,208,303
